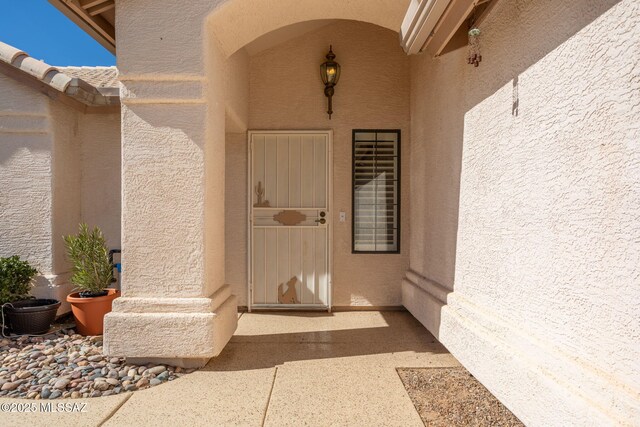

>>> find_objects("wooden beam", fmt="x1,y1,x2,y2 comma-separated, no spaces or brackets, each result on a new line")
87,0,115,17
60,0,115,42
48,0,115,53
79,0,110,8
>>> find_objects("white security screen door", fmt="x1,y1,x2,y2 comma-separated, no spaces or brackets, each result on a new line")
248,131,332,310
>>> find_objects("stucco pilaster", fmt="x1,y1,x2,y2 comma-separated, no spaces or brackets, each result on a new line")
119,97,207,298
105,0,237,364
104,72,236,364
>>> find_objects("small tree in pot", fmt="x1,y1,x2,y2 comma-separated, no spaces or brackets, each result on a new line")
0,256,60,335
65,224,119,336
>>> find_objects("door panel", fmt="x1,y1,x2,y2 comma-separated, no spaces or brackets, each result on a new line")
249,131,331,308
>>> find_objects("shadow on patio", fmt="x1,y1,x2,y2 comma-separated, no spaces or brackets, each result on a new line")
204,311,452,371
102,311,453,426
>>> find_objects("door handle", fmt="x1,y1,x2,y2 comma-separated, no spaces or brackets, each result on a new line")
315,218,326,225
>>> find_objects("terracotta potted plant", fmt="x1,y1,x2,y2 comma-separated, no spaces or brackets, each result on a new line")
64,224,119,336
0,255,61,335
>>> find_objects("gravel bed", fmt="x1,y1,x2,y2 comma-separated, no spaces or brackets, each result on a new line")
0,327,192,399
397,367,523,427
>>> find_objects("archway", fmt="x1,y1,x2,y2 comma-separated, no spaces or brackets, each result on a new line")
206,0,409,58
215,18,411,310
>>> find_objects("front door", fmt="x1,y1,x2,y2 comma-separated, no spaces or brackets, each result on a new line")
248,131,332,310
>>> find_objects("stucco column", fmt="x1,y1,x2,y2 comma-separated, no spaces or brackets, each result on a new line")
102,0,237,368
102,76,236,367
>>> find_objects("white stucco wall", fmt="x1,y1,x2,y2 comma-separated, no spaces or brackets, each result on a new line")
106,0,240,363
209,0,409,57
404,0,639,424
80,113,121,250
0,72,121,312
225,50,249,133
49,101,82,276
225,132,248,306
114,0,412,311
0,73,53,273
223,20,411,307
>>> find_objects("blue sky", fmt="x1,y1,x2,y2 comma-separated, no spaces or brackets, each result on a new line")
0,1,115,66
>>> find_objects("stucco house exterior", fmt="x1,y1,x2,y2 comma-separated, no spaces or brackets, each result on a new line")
0,0,638,425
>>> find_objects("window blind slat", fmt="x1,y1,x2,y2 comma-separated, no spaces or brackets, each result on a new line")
352,130,400,253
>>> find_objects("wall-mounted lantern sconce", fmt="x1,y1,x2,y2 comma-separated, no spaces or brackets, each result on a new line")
320,45,341,119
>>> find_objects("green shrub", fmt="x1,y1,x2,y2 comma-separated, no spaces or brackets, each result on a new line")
64,224,113,294
0,256,38,305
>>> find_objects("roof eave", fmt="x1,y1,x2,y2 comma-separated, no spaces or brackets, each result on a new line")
47,0,116,54
65,78,120,107
0,60,119,114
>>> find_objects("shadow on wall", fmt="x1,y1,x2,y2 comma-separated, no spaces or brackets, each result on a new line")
462,0,623,112
410,0,624,335
406,0,637,423
119,102,211,296
0,135,52,166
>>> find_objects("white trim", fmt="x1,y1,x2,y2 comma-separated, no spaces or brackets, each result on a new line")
402,276,637,424
247,130,333,312
327,130,333,312
400,0,452,54
251,304,330,311
247,133,253,312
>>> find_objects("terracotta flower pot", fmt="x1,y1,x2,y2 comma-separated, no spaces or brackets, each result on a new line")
67,289,120,336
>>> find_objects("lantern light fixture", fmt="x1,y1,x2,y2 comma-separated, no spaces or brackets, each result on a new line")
320,45,341,119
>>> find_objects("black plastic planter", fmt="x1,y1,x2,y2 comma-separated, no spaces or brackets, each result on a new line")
3,299,61,335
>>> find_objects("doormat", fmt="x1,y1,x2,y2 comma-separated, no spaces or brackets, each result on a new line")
397,367,524,427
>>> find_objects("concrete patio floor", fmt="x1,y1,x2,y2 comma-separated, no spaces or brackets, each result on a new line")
0,311,460,426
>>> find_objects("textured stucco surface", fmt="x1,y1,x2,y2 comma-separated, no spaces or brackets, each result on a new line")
110,0,415,360
0,73,53,273
107,0,244,363
209,0,410,57
205,37,230,300
79,113,121,249
49,101,81,275
104,289,238,363
0,72,121,313
120,102,207,297
117,0,409,76
404,0,639,424
224,50,249,132
233,21,411,306
225,132,248,306
115,0,412,310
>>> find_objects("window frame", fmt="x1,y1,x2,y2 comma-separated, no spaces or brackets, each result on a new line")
351,129,401,254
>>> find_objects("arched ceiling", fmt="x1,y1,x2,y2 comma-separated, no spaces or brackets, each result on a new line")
207,0,410,57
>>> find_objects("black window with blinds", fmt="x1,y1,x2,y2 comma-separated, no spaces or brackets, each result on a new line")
352,130,400,253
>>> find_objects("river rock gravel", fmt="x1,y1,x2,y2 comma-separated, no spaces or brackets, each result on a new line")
397,367,524,427
0,328,193,399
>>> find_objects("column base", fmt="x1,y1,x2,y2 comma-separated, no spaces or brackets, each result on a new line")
103,285,237,368
126,357,209,369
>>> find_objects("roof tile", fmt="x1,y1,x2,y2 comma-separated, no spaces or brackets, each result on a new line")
14,56,57,80
0,42,26,63
0,40,119,107
57,66,118,89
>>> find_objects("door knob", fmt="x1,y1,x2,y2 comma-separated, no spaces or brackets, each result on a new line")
315,218,326,224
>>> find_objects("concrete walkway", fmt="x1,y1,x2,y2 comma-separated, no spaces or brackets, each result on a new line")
0,311,460,426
